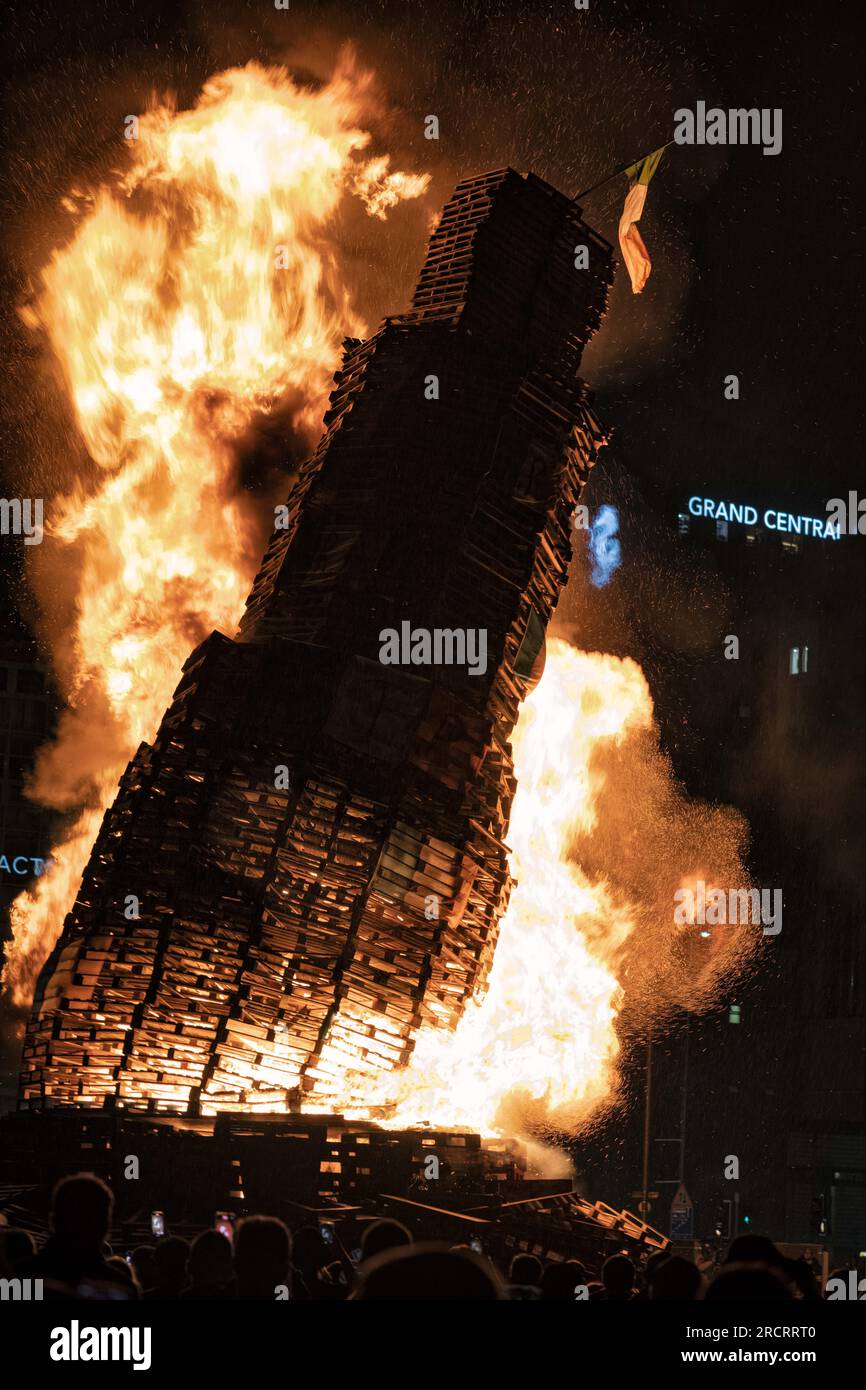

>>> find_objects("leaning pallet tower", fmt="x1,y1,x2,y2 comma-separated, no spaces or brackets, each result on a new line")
19,169,613,1115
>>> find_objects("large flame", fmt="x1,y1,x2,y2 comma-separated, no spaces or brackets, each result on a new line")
315,639,754,1140
316,641,651,1133
4,60,753,1148
4,57,428,1006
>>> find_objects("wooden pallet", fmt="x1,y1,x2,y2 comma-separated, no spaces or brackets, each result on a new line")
20,168,613,1115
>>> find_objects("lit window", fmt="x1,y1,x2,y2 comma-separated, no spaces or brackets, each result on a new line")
789,647,800,676
678,513,690,536
781,538,801,554
716,519,729,541
803,646,809,673
745,530,757,545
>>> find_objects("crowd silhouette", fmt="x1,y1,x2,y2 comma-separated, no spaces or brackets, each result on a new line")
0,1172,839,1301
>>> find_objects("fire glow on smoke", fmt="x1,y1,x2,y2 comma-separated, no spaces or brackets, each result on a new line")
310,641,755,1140
5,57,755,1145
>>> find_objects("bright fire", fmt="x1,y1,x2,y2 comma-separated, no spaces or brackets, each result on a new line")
317,641,653,1135
4,59,753,1150
3,56,428,1007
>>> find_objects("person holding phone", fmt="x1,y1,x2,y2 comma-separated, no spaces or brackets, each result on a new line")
180,1229,236,1300
18,1173,138,1301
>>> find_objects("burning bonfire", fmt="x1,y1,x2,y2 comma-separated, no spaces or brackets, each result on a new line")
3,56,754,1148
6,55,429,1010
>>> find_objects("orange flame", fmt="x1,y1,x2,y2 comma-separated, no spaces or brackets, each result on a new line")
4,56,428,1007
312,639,755,1143
315,641,652,1134
4,60,753,1151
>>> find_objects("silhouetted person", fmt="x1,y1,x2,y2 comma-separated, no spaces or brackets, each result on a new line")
145,1235,190,1300
787,1257,821,1301
0,1227,35,1277
130,1245,158,1293
540,1259,586,1300
595,1253,635,1301
506,1252,543,1299
350,1242,503,1300
723,1235,794,1294
21,1172,136,1300
181,1229,235,1299
107,1254,139,1291
290,1224,331,1299
360,1218,413,1264
707,1263,792,1300
509,1252,543,1286
234,1216,291,1300
725,1234,784,1271
824,1266,852,1299
643,1249,672,1290
649,1255,704,1300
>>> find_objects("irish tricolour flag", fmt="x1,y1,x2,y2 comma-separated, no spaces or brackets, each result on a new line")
618,146,665,295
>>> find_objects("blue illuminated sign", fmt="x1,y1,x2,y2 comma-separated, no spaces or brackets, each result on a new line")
0,855,50,876
687,496,840,540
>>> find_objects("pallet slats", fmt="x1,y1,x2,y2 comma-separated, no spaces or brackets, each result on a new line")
20,168,612,1116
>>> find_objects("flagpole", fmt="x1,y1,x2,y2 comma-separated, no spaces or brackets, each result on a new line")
572,137,675,202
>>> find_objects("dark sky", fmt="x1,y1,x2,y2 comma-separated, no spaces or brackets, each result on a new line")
3,0,861,832
2,0,860,502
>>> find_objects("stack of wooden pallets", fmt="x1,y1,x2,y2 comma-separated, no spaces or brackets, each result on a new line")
20,168,613,1117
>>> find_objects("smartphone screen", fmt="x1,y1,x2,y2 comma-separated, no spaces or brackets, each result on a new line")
215,1211,236,1245
150,1210,165,1238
